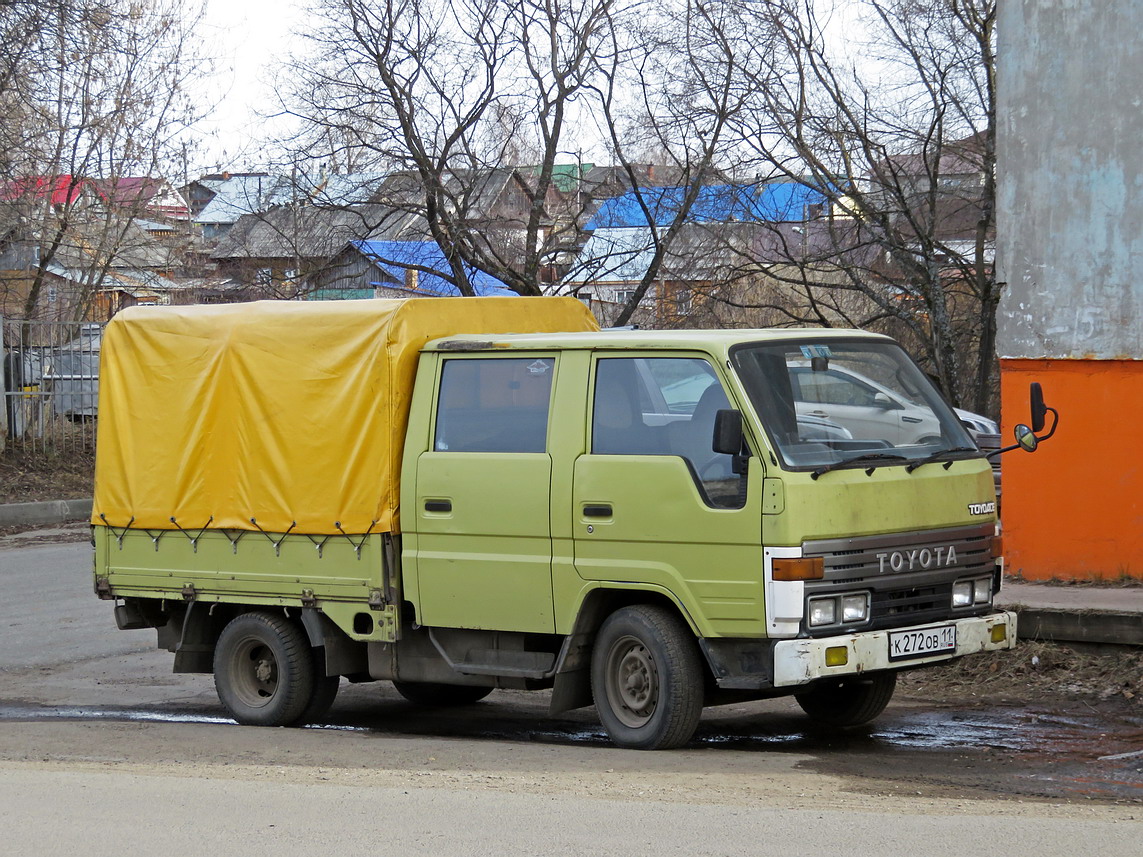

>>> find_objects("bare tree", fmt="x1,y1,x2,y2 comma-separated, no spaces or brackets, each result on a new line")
283,0,748,314
704,0,998,412
581,0,760,325
0,1,207,325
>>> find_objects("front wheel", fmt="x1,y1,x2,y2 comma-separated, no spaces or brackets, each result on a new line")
591,605,703,750
214,612,315,727
795,671,897,728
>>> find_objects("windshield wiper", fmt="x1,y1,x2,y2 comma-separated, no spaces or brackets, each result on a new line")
811,452,908,480
904,446,981,473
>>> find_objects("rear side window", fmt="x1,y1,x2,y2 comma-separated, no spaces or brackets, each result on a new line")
434,357,555,453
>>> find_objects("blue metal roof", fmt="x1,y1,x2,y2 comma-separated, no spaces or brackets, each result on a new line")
586,182,827,229
352,240,514,297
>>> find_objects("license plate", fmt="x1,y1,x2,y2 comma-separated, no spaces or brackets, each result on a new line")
888,625,957,661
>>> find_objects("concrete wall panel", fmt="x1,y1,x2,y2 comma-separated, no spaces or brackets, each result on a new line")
997,1,1143,359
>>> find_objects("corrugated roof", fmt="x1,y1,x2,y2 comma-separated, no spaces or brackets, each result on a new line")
375,168,517,219
297,173,389,207
586,182,828,229
195,174,292,225
0,176,90,206
352,240,513,296
211,204,422,260
564,223,764,285
561,228,657,285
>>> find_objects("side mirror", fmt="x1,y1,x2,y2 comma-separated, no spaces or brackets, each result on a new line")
872,392,900,410
712,409,744,455
988,383,1059,459
1014,424,1038,452
1030,383,1047,433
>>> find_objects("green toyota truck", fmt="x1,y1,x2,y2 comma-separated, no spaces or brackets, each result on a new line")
93,296,1033,749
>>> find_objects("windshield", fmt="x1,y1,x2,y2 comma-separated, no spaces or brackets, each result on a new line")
730,338,979,471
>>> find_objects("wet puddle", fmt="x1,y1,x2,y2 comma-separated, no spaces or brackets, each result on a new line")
2,700,1140,802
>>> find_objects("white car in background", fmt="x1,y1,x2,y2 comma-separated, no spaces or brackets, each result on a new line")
790,365,997,447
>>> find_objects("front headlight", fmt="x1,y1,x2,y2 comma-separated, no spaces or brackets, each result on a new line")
952,580,973,608
809,597,837,627
841,593,870,623
973,577,992,604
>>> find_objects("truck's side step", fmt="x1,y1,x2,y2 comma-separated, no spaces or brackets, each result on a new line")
428,628,558,679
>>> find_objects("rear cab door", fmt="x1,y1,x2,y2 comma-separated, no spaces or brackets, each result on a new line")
406,352,560,633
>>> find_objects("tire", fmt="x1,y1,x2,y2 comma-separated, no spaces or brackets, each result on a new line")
590,604,703,750
296,673,341,725
214,612,315,727
795,671,897,728
392,681,494,706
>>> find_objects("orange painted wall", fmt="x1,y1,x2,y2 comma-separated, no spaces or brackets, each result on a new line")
1000,359,1143,581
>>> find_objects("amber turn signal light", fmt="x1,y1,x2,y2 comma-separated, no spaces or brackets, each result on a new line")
992,534,1004,559
772,557,825,581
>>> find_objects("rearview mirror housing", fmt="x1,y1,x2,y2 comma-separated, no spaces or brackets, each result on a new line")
1030,383,1047,433
712,409,744,456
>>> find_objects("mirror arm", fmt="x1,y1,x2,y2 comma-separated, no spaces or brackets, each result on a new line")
731,444,751,475
988,444,1019,459
988,407,1060,458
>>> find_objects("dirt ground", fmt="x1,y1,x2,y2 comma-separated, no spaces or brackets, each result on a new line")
0,444,94,504
897,640,1143,713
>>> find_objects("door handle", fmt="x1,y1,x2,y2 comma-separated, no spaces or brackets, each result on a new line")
424,499,452,513
583,504,612,518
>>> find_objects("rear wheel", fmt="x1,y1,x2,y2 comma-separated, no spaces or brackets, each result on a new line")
795,671,897,727
591,605,703,750
214,612,315,727
392,681,494,706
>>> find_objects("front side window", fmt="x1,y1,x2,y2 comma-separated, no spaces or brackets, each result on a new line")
434,357,555,453
592,356,743,508
731,339,979,471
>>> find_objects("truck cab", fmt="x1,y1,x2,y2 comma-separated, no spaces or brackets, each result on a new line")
398,329,1009,748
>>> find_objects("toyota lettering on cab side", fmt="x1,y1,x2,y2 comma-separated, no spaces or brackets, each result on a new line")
91,299,1058,749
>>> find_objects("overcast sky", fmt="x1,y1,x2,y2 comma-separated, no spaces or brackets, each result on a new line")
189,0,871,176
194,0,306,172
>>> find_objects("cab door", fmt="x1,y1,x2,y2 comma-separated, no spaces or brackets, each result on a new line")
571,355,765,639
412,354,558,633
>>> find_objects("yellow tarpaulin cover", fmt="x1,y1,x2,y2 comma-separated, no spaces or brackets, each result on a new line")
92,297,598,535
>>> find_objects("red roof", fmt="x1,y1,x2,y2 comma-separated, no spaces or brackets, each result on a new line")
0,175,90,206
92,177,189,219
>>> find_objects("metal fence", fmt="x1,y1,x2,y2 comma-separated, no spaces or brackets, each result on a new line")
1,316,103,455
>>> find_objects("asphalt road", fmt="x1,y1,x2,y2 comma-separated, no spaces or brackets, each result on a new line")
1,534,1140,855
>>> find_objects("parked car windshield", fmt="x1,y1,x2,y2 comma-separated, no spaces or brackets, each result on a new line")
730,338,979,471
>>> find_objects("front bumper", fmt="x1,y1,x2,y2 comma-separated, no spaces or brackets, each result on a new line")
771,610,1017,687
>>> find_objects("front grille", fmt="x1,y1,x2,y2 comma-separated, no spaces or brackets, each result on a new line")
804,523,994,580
801,524,995,635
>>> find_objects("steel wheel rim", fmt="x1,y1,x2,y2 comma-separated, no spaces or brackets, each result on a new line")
605,634,658,728
230,636,279,709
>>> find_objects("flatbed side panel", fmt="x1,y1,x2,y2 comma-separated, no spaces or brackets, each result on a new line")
94,526,396,641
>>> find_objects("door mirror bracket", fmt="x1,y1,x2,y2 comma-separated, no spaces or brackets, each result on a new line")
989,383,1060,459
